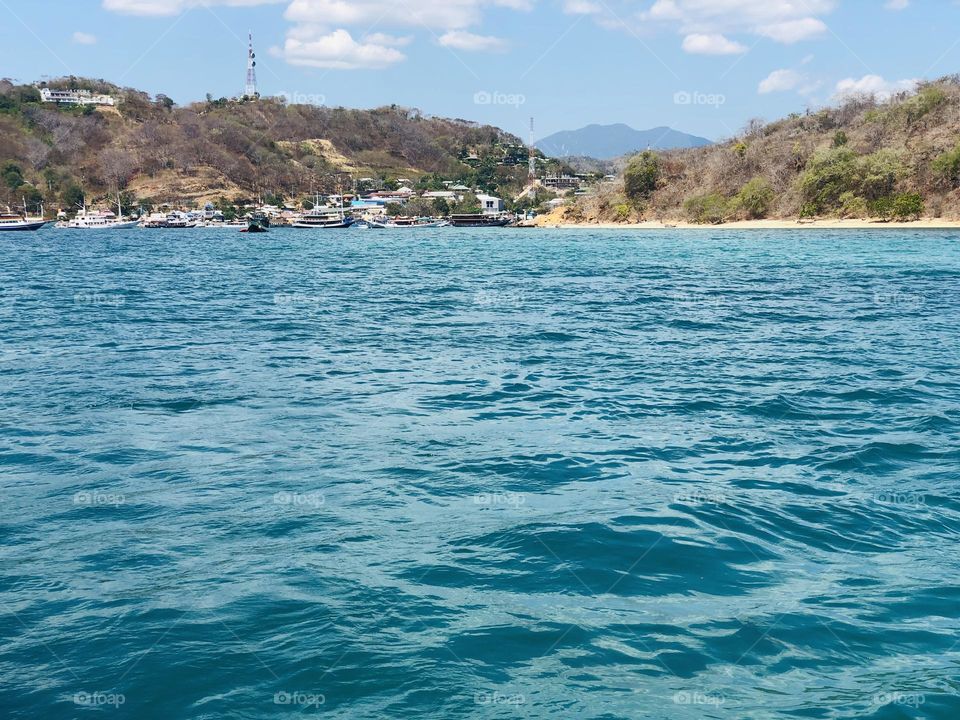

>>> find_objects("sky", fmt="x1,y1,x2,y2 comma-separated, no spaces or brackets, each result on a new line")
1,0,959,141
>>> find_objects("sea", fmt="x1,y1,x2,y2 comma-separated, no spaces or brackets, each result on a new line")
1,227,959,719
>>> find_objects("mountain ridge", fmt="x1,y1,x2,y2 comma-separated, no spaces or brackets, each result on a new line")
536,123,712,160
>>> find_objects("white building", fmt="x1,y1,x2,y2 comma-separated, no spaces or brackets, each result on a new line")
477,194,505,215
39,88,115,106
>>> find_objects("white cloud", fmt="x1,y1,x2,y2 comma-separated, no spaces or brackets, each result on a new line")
682,33,746,55
72,31,98,45
834,74,919,101
272,27,406,69
757,18,827,44
885,0,909,9
758,68,802,94
438,30,507,52
563,0,602,14
284,0,482,30
363,32,412,47
641,0,833,52
102,0,283,15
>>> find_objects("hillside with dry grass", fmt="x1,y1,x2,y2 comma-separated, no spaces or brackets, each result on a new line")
0,77,538,212
564,76,960,224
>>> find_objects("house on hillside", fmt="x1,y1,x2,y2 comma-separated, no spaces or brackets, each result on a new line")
477,194,505,215
39,88,115,106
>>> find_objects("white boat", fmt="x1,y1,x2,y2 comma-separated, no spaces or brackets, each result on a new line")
66,209,139,229
0,211,47,232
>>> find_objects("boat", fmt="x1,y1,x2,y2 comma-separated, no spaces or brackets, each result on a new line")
291,207,354,229
449,213,512,228
0,211,47,232
367,216,450,229
65,208,139,230
241,216,269,233
64,195,139,229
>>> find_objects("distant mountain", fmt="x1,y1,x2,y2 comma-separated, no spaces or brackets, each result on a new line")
536,123,712,160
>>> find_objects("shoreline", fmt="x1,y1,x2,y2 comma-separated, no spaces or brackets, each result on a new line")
523,218,960,230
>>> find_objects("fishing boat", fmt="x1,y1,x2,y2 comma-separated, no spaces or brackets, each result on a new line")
291,207,354,229
0,211,47,232
367,216,450,229
241,215,269,233
449,213,512,228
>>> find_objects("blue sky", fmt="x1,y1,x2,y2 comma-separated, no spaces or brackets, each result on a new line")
1,1,958,140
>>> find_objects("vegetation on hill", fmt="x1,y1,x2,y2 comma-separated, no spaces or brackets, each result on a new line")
566,76,960,223
0,77,550,214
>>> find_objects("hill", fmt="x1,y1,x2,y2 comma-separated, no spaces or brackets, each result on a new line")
536,123,712,160
557,76,960,224
0,77,553,212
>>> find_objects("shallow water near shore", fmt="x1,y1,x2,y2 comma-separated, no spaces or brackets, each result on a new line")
2,227,959,719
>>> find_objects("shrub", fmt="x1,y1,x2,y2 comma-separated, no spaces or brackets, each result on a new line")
613,203,631,222
832,130,848,147
797,147,858,213
892,192,924,220
734,177,774,219
733,142,748,159
868,196,895,221
684,193,730,224
932,144,960,188
839,192,868,218
623,151,660,203
857,150,904,201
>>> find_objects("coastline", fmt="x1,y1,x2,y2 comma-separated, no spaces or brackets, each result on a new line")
523,218,960,230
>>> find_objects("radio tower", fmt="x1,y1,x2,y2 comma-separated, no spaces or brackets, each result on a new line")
528,117,536,184
244,32,258,98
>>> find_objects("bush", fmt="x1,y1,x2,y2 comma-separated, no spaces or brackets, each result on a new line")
839,192,868,218
734,177,774,219
613,203,631,222
892,192,924,220
868,196,894,221
857,150,904,201
684,193,730,224
797,147,858,213
623,151,660,203
932,144,960,188
832,131,848,147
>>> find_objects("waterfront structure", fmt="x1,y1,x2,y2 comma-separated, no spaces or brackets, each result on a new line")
477,194,505,214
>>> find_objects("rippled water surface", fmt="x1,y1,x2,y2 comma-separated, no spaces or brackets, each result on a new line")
2,227,960,719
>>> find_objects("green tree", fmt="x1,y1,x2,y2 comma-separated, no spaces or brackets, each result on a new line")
892,192,924,220
623,151,660,203
932,144,960,188
734,177,774,219
832,130,848,148
62,184,85,210
2,162,24,191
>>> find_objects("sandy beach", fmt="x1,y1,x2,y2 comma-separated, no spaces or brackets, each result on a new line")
523,217,960,230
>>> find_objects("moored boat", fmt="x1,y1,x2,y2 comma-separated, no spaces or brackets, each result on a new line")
0,211,47,232
449,213,512,228
291,207,354,229
367,216,450,229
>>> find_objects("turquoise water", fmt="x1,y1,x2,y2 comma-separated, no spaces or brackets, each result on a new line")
2,227,959,719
